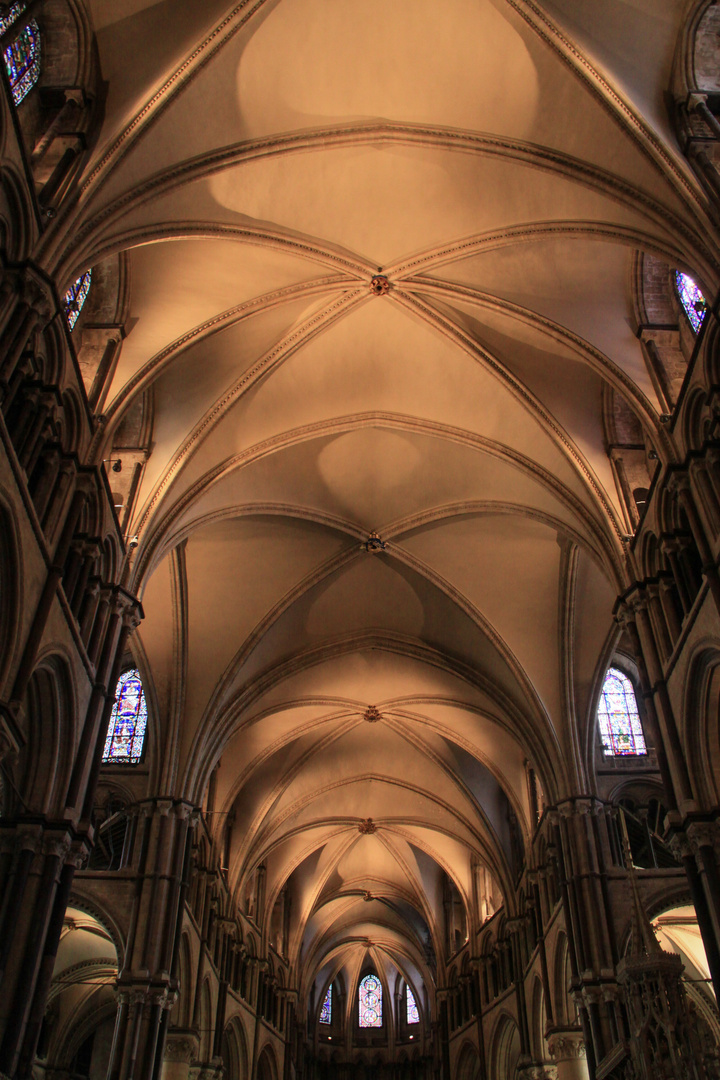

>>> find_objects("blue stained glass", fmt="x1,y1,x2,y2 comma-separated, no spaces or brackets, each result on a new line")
406,985,419,1024
0,2,26,35
4,18,40,105
320,985,332,1024
102,669,147,765
64,270,92,331
597,668,646,757
676,271,707,334
359,974,382,1028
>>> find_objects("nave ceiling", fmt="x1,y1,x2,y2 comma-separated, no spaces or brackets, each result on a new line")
37,0,720,999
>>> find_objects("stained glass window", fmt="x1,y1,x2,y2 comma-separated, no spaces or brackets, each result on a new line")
676,271,707,334
359,974,382,1028
102,669,148,765
406,985,419,1024
597,668,646,757
0,1,26,35
4,18,40,105
320,984,332,1024
64,271,92,331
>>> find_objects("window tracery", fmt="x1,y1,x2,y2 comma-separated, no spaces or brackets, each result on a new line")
406,985,419,1024
675,271,707,334
597,668,646,757
4,16,40,105
64,271,92,331
320,984,332,1024
359,974,382,1028
102,668,148,765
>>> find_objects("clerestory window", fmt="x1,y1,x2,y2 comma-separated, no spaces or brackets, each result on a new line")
597,668,646,757
675,271,707,334
406,984,419,1024
64,271,92,331
3,14,40,105
320,984,332,1024
102,668,148,765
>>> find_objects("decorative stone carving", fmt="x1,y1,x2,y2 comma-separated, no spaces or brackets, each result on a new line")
364,705,382,723
358,818,377,834
364,531,386,552
369,275,390,295
517,1066,557,1080
548,1032,586,1062
164,1035,199,1064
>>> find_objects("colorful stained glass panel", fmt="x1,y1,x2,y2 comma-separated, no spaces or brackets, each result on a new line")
102,668,148,765
597,668,646,757
676,271,707,334
64,270,92,331
0,2,27,35
406,985,419,1024
320,985,332,1024
4,18,40,105
359,974,382,1028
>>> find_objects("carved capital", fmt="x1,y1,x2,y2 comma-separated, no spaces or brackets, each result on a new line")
517,1067,557,1080
164,1034,199,1064
686,819,720,860
547,1031,586,1063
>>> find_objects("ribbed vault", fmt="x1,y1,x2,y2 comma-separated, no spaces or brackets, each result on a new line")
42,0,720,1029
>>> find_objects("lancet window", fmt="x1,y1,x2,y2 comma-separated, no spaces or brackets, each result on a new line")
597,668,646,757
675,271,707,334
3,16,40,105
320,985,332,1024
64,271,92,331
359,974,382,1028
102,668,148,765
406,985,420,1024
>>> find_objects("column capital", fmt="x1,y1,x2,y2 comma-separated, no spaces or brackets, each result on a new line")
547,1030,586,1063
164,1033,199,1064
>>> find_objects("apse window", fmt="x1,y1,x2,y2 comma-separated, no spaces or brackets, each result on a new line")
102,668,148,765
676,271,707,334
4,17,40,105
359,974,382,1028
406,985,420,1024
320,984,332,1024
597,668,646,757
64,271,92,331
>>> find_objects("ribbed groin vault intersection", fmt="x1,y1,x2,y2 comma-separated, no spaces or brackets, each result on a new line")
5,4,720,1080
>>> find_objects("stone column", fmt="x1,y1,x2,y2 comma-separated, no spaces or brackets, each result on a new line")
106,800,197,1080
551,801,621,1076
547,1032,587,1080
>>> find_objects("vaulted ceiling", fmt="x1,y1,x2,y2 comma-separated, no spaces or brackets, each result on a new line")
45,0,720,1008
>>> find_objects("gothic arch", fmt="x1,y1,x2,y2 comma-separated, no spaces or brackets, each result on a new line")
455,1041,481,1080
222,1015,250,1080
682,642,720,807
257,1043,279,1080
17,651,76,815
488,1014,521,1080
